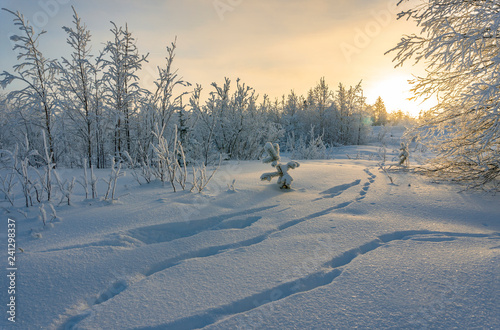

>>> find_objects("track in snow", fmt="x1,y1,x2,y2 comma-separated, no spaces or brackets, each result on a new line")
140,231,499,330
58,167,381,329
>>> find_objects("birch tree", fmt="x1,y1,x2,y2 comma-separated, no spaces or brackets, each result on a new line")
102,22,148,160
151,39,191,129
58,6,102,168
140,39,191,162
0,8,58,163
335,81,365,145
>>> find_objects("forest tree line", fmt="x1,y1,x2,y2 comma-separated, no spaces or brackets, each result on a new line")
0,7,410,169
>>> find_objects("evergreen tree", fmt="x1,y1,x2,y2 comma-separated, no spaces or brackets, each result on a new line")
373,96,388,126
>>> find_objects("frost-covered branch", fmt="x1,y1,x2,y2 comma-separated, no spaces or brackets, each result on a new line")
1,8,59,162
53,170,76,206
190,158,221,193
389,0,500,190
103,157,123,201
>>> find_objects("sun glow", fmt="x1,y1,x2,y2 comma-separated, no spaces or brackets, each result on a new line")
365,74,435,118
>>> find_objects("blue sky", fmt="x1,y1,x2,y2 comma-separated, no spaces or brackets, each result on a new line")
0,0,432,115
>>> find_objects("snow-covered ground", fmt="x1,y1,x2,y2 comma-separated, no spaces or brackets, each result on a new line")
1,127,499,329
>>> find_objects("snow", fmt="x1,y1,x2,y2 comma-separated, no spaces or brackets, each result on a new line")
1,130,499,329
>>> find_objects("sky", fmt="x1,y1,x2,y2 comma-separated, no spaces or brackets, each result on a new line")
0,0,435,116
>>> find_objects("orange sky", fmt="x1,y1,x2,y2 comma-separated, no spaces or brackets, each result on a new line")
0,0,435,116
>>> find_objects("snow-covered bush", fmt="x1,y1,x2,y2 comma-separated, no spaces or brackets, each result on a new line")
0,153,17,206
190,161,220,193
38,203,60,226
53,171,76,206
260,142,300,189
75,158,99,200
287,127,328,160
151,125,188,192
1,140,38,207
398,142,409,167
33,131,55,202
103,157,123,201
189,79,285,165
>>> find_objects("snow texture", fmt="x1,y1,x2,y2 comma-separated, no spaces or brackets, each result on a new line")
0,130,499,330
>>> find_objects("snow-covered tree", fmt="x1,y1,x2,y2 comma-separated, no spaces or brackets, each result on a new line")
398,142,409,167
373,96,388,126
281,90,304,135
57,6,104,168
1,8,59,163
190,78,283,165
335,81,368,145
389,0,500,189
260,142,300,189
151,39,190,129
102,22,148,160
302,78,340,145
137,39,191,164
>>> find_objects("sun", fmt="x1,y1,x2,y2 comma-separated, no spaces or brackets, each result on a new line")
365,74,436,118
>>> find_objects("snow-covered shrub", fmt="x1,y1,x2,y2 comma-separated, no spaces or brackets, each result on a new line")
33,131,55,202
378,145,387,163
1,140,38,208
287,127,328,160
16,154,34,207
103,157,123,201
151,125,188,192
189,79,284,165
123,151,155,186
38,203,60,226
90,164,99,199
53,170,76,206
151,125,174,187
38,203,47,226
260,142,300,189
0,157,17,206
77,159,90,199
190,160,220,193
398,142,409,167
227,179,236,192
175,143,188,191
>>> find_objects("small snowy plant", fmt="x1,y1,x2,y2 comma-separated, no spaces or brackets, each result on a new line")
260,142,300,189
398,142,409,167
